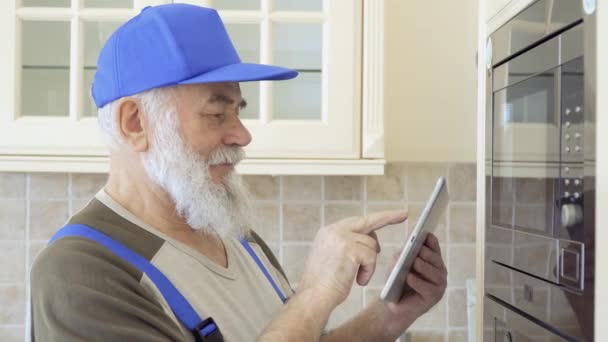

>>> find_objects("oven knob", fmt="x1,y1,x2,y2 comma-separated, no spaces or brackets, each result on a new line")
574,192,581,199
564,167,570,173
565,179,570,185
575,146,581,152
565,134,571,140
565,121,571,128
562,204,583,227
565,191,571,197
575,106,582,113
565,108,571,115
575,132,582,139
565,146,571,153
575,179,581,186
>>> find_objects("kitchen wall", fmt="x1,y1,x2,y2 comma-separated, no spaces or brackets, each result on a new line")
384,0,478,163
0,162,476,342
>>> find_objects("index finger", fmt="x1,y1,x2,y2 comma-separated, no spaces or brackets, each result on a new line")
343,210,408,235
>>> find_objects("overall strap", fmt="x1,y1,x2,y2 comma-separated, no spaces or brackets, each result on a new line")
49,224,223,342
239,239,287,303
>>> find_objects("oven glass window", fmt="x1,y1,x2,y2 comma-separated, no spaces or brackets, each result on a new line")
491,66,560,236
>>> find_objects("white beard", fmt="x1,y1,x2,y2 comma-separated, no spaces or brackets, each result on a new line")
141,110,254,239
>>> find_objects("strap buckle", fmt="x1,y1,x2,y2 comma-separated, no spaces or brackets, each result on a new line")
193,317,224,342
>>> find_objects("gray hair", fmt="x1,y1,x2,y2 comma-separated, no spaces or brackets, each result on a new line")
97,87,176,151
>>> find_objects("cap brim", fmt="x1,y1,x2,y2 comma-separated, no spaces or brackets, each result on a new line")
178,62,298,85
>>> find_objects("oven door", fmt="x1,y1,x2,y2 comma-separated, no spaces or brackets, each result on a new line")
487,25,585,285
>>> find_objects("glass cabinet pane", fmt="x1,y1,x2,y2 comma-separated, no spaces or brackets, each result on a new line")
21,21,70,117
84,0,133,8
238,82,259,120
274,0,322,12
225,23,260,119
83,21,124,116
212,0,259,11
21,0,70,7
226,23,260,63
272,23,321,120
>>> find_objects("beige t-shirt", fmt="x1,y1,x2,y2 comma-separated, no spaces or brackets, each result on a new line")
31,190,293,342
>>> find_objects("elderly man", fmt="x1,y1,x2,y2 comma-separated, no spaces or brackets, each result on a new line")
31,4,447,341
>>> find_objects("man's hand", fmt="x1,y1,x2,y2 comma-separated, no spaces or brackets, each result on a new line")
379,233,448,337
298,210,408,308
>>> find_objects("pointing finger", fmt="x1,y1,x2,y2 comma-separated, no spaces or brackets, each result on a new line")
341,210,407,235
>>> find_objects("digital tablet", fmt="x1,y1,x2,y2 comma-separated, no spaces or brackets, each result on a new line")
380,177,449,302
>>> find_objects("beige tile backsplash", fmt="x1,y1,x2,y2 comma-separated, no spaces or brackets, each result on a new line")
0,199,25,240
0,162,476,341
325,176,362,201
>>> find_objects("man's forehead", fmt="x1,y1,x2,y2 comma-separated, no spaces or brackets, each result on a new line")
178,82,244,105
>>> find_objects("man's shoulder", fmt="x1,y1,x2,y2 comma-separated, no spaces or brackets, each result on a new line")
32,197,166,289
31,235,144,289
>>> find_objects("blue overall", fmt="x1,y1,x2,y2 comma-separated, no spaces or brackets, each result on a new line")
49,224,286,342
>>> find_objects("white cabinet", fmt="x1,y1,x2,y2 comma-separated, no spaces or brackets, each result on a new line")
0,0,386,175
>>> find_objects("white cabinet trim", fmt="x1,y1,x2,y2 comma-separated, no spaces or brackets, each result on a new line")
361,0,384,159
0,155,385,175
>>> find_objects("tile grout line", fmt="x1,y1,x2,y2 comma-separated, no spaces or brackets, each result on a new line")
281,241,314,247
67,174,73,216
445,165,452,342
24,173,31,340
320,176,325,228
403,172,409,238
0,282,28,286
445,185,451,342
278,176,284,266
362,175,368,312
400,171,408,342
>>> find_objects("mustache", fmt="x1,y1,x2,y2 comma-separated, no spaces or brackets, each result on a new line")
207,146,246,166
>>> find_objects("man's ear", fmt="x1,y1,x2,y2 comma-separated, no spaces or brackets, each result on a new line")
116,97,149,152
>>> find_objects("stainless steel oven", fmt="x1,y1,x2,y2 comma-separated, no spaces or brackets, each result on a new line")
484,0,596,341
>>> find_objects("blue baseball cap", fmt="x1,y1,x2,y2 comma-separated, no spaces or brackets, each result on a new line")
92,4,298,108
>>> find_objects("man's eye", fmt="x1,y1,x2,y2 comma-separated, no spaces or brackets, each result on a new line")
210,113,225,119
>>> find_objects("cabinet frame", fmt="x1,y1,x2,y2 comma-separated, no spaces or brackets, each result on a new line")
0,0,386,175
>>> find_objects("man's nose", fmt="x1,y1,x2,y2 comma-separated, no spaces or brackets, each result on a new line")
223,117,252,147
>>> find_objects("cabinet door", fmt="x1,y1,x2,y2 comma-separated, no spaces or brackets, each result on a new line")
0,0,365,173
176,0,362,159
0,0,169,158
